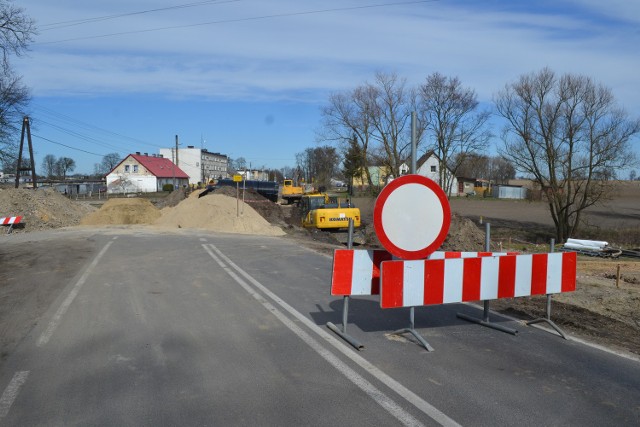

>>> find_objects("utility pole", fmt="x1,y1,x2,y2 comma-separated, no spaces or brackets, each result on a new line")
174,134,179,190
15,116,37,189
175,134,179,168
411,112,417,174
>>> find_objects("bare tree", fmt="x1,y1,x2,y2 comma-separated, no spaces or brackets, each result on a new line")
55,157,76,180
368,72,415,179
319,86,377,192
100,152,121,174
420,72,491,196
0,1,35,165
41,154,57,178
114,173,133,195
296,146,339,189
232,157,246,172
495,68,640,242
487,156,515,184
455,153,489,178
319,72,421,194
0,1,35,72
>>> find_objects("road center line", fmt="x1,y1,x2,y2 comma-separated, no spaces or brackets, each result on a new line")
37,239,115,347
0,371,29,418
202,243,461,427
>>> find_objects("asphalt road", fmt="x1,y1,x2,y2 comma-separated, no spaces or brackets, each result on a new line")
0,230,639,426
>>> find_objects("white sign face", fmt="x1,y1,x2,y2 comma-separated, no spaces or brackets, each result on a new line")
374,175,451,260
380,183,444,251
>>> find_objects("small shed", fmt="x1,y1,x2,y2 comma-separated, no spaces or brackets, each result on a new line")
492,185,527,199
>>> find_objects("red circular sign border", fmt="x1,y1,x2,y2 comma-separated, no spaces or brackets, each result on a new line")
373,175,451,260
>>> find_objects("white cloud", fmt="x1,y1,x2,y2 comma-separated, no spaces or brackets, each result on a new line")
14,0,638,115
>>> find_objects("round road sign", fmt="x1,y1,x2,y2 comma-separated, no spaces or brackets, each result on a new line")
373,174,451,260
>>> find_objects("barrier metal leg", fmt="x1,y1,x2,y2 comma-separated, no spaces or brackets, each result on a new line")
326,296,364,350
457,300,519,335
326,220,365,350
392,307,434,352
526,294,567,339
456,222,518,335
526,239,567,339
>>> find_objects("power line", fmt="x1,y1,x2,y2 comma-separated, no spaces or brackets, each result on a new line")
33,118,131,153
32,104,160,149
38,1,440,45
31,133,105,157
40,0,241,31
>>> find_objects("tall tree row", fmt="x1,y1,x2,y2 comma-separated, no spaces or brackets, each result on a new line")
320,71,490,195
319,68,639,241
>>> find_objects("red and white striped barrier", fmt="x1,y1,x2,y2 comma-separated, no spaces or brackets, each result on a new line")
0,216,22,225
331,249,393,296
380,252,577,309
331,249,518,297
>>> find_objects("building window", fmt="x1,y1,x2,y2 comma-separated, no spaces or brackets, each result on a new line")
133,165,139,173
430,165,437,172
124,165,130,172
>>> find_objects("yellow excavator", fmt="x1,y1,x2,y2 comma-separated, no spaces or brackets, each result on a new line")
281,179,305,204
300,193,361,229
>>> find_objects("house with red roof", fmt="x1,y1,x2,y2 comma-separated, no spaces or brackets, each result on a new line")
105,153,190,193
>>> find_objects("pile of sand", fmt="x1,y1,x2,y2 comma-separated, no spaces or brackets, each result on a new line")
79,190,285,237
0,187,95,233
154,192,285,236
80,198,161,225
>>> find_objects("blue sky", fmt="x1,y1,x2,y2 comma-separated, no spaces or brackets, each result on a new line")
16,0,640,175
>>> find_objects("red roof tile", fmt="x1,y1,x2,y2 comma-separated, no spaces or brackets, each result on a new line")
130,154,190,179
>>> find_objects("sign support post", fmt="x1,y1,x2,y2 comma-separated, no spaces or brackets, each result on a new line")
374,175,451,351
392,306,434,352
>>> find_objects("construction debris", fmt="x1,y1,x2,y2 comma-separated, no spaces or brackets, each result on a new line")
561,238,623,258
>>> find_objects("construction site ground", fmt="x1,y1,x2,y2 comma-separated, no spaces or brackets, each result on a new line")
0,183,639,360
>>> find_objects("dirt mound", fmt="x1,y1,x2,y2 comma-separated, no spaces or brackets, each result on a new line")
355,203,488,252
153,188,187,209
208,185,287,226
0,187,94,233
440,213,488,251
80,198,161,225
154,191,285,236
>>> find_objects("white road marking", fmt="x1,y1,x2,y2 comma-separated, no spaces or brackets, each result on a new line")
0,371,29,418
202,244,461,427
37,240,114,347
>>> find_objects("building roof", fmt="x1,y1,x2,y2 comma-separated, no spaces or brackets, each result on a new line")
108,154,190,179
415,150,436,169
131,154,189,179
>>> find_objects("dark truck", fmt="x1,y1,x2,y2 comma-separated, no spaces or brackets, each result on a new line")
215,178,279,203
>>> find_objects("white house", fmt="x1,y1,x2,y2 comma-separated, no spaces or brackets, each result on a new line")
415,152,459,197
159,146,229,185
106,153,190,193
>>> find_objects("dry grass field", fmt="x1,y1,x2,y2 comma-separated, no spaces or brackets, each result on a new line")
448,180,640,247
